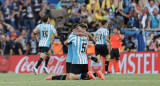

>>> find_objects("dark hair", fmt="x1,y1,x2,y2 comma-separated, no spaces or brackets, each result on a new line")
72,23,79,29
128,35,133,41
101,20,108,25
41,15,49,23
148,0,154,3
79,23,88,28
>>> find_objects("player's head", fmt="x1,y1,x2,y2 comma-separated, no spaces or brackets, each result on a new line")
128,35,134,41
72,23,79,32
113,28,118,34
101,20,108,28
79,23,88,31
41,15,50,24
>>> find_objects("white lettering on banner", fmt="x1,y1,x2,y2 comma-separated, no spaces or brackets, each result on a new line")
152,54,158,74
119,54,127,74
136,54,143,74
128,53,135,74
15,56,66,73
144,53,150,74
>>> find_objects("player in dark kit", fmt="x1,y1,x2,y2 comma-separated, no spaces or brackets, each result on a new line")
108,28,124,73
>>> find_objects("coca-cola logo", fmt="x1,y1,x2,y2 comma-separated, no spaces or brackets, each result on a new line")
15,55,66,73
89,59,103,72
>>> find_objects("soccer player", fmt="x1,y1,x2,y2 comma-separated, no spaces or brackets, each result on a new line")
66,24,104,80
89,20,111,74
45,24,87,80
32,15,58,75
45,24,104,80
108,28,124,73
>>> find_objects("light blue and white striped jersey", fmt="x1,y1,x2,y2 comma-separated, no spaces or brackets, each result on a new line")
36,23,57,47
66,32,74,63
67,35,88,64
95,27,109,45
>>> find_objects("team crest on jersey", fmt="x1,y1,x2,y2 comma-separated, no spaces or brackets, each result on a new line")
89,58,104,73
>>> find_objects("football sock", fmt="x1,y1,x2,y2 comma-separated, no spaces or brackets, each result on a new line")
115,61,119,72
105,61,109,72
91,57,98,62
80,73,89,80
35,57,43,69
45,56,50,67
108,61,113,72
93,73,98,77
52,75,66,80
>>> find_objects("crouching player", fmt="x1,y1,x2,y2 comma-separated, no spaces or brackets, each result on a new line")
45,24,105,80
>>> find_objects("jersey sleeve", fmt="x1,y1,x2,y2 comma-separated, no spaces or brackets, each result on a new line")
67,35,75,44
104,29,109,37
36,24,41,30
51,25,57,34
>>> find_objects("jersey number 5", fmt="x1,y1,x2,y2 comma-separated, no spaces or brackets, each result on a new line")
81,43,87,53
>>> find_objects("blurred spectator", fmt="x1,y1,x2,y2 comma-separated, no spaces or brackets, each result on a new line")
139,0,148,7
118,9,139,28
93,10,103,21
12,0,22,30
0,35,12,55
149,9,160,30
0,0,14,24
70,1,80,24
27,32,38,55
21,0,34,39
56,32,68,54
144,0,159,15
110,8,124,30
133,3,150,29
0,22,14,35
20,30,29,55
124,35,136,52
146,33,160,51
39,3,50,18
88,21,98,32
81,15,88,24
31,0,43,25
123,0,134,14
67,0,75,9
9,31,18,55
13,36,23,55
79,5,92,22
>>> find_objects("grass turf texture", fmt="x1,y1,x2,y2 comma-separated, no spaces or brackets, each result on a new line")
0,74,160,86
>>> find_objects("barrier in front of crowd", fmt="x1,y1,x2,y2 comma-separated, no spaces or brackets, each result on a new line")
52,29,160,55
0,51,160,74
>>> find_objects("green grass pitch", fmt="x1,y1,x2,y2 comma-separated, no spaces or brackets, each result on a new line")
0,73,160,86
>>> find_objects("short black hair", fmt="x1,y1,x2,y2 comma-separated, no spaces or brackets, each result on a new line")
128,35,133,41
101,20,108,25
79,23,88,28
41,15,49,23
148,0,154,2
72,23,79,30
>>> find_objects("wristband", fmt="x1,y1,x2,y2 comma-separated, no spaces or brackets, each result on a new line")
34,33,37,35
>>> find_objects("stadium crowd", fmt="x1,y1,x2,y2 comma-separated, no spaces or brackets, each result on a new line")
0,0,160,55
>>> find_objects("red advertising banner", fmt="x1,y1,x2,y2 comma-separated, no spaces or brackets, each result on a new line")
0,56,9,72
9,55,67,73
116,52,160,74
1,51,160,74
